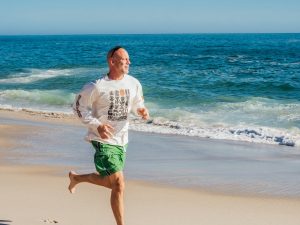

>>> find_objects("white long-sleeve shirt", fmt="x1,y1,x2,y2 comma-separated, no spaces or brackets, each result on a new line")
73,74,145,146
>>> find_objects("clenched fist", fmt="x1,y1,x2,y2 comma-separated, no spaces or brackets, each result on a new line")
97,124,114,139
137,107,149,120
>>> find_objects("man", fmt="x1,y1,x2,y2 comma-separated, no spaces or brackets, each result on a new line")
68,46,149,225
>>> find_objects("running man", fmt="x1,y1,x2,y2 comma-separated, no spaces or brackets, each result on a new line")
68,46,149,225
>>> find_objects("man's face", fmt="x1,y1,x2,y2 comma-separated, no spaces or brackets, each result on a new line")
112,49,131,74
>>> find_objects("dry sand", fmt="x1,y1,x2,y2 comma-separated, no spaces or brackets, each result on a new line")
1,164,300,225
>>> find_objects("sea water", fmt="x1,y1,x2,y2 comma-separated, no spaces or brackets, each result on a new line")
0,34,300,146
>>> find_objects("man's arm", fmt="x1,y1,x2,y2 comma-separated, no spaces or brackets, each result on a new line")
73,83,102,131
73,82,115,139
131,80,150,120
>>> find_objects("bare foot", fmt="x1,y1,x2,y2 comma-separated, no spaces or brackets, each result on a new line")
68,171,78,194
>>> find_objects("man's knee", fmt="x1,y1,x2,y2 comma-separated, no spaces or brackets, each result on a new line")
114,178,125,192
111,174,125,192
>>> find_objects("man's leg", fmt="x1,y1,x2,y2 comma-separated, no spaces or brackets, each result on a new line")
68,171,111,193
108,171,125,225
68,171,125,225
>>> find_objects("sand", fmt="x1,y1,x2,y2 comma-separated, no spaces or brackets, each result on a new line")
1,109,300,225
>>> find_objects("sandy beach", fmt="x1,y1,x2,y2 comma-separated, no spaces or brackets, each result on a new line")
1,109,300,225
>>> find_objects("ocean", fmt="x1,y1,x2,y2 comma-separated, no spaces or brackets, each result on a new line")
1,33,300,146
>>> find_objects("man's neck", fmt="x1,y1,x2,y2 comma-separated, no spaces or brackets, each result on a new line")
107,71,125,80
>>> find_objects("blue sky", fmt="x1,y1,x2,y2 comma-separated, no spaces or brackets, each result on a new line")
0,0,299,34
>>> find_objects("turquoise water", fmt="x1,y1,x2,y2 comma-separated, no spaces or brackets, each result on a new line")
1,34,300,146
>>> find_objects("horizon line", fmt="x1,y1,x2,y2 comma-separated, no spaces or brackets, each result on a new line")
0,32,300,36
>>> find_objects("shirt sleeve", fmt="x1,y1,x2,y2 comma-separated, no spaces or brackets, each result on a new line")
73,82,102,131
131,80,145,115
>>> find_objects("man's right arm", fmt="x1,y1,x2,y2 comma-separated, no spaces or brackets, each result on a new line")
73,82,114,139
73,83,102,133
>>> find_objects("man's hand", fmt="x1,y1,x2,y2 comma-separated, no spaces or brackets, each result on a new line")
97,124,114,139
137,107,149,120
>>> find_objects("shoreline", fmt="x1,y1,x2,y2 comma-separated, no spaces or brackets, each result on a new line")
1,108,300,198
0,108,78,125
1,107,299,147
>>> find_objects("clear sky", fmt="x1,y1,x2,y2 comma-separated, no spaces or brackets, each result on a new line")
0,0,299,35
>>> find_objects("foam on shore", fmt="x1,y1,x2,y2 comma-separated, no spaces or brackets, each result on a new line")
1,107,299,147
131,117,300,147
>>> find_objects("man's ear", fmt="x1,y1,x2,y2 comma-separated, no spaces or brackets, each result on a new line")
109,57,115,66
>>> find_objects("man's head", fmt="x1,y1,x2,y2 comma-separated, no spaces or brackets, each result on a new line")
107,46,131,76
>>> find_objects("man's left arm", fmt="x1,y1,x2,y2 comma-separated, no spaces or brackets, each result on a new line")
131,81,149,120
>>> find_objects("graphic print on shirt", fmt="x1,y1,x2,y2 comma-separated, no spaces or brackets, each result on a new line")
107,89,130,121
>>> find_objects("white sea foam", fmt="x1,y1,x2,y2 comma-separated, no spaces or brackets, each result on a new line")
129,98,300,147
1,95,299,147
0,68,97,84
129,118,300,147
1,103,299,147
0,69,70,84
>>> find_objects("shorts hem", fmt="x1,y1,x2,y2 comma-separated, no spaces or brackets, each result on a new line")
97,168,123,177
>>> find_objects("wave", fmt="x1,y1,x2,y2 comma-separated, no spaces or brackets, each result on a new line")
1,103,298,147
0,67,99,84
164,53,189,57
287,39,300,43
132,98,300,147
0,89,75,112
147,97,300,129
1,93,299,147
130,118,300,147
0,69,72,84
1,105,299,147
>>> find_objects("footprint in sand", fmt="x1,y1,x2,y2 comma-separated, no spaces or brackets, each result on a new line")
42,219,58,224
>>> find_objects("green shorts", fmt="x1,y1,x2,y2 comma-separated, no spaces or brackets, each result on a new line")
91,141,127,177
